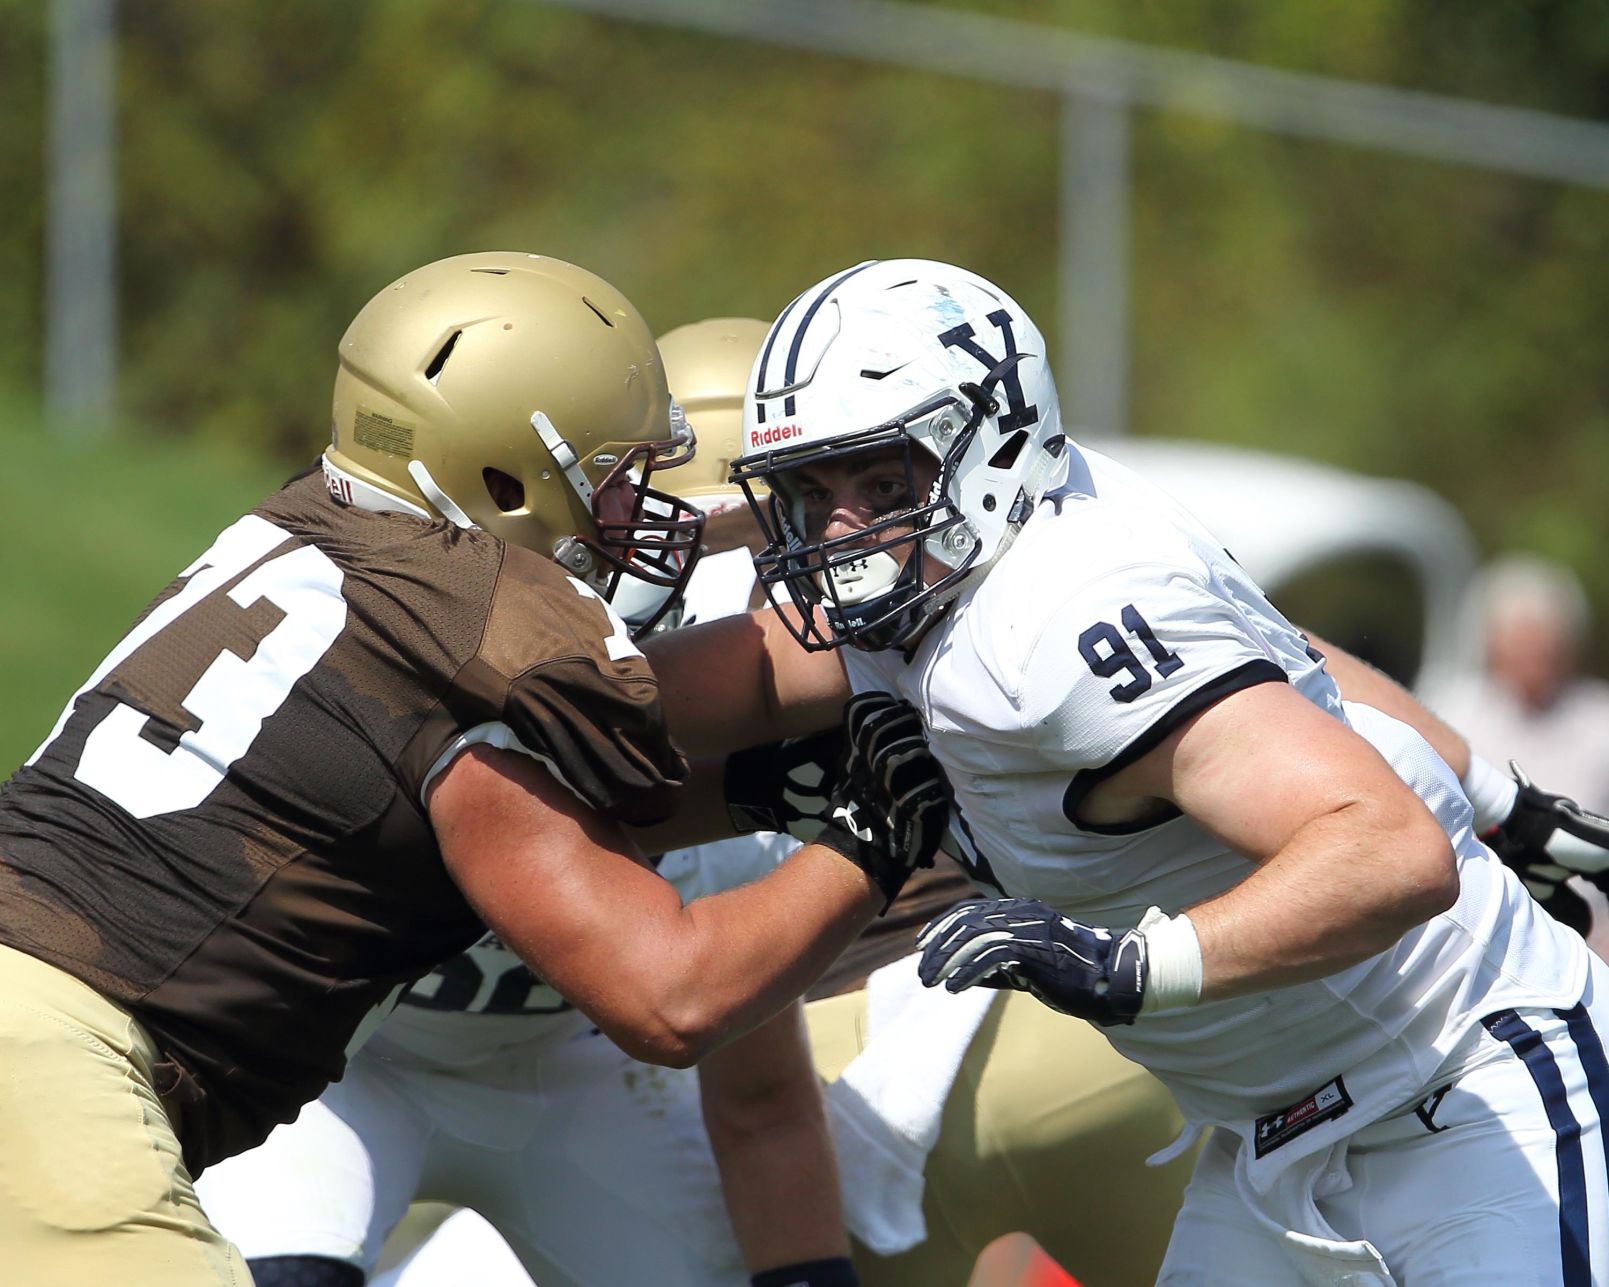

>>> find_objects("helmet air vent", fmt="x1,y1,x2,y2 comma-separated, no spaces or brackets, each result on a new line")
582,298,615,328
483,467,525,513
469,267,509,275
424,331,463,386
859,362,911,381
988,430,1028,470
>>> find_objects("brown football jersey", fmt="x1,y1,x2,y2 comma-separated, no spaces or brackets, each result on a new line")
0,468,686,1171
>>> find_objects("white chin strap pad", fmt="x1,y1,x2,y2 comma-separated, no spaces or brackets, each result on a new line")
824,549,904,606
609,575,676,630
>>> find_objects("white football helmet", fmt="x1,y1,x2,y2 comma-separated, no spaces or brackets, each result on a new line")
731,259,1066,651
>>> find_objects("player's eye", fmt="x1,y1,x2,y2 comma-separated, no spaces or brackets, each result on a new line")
869,476,914,512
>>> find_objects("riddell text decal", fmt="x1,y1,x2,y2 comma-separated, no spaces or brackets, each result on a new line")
748,423,805,448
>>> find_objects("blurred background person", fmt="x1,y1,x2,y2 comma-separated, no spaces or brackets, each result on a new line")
1439,553,1609,813
1435,553,1609,956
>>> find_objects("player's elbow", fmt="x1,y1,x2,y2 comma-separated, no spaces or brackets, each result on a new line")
600,999,726,1069
1395,811,1461,927
600,1019,703,1069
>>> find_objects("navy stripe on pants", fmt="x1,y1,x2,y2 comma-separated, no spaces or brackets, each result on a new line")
1484,1007,1592,1287
1560,1002,1609,1216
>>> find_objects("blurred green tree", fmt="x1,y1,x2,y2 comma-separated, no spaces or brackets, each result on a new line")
3,0,1608,725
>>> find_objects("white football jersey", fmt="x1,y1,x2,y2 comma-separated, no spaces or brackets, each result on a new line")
373,546,792,1074
846,444,1590,1184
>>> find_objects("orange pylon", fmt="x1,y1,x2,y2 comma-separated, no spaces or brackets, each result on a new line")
965,1231,1085,1287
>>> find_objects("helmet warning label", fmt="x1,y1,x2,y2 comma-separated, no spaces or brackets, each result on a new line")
354,409,415,457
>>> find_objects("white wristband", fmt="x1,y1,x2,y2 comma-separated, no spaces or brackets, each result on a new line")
1461,754,1518,833
1137,907,1203,1014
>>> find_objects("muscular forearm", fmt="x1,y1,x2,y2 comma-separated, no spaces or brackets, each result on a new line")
638,846,882,1063
700,1006,849,1273
1152,681,1461,1003
434,747,881,1070
522,841,882,1069
1187,799,1458,1002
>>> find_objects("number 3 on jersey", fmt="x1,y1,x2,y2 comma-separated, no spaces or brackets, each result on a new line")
30,515,348,819
1078,604,1184,703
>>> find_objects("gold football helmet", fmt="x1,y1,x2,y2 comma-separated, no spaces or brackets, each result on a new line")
605,318,769,633
655,317,770,514
326,251,703,613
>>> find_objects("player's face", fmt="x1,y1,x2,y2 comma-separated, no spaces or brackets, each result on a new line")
792,446,938,549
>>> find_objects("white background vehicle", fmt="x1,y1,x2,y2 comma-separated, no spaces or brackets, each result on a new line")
1102,437,1480,697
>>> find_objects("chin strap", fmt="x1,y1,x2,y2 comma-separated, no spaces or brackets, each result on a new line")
406,460,477,529
530,409,594,506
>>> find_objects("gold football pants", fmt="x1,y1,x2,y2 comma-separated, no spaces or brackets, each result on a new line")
808,988,1197,1287
0,942,250,1286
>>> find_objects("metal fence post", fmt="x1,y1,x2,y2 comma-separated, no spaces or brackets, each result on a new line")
1061,88,1130,438
45,0,118,434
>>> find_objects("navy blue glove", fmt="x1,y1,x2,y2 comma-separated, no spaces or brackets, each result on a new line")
1484,763,1609,936
916,897,1148,1026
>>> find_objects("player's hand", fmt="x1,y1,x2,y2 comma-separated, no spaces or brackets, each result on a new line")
916,897,1148,1026
812,692,950,911
724,726,844,841
1482,762,1609,937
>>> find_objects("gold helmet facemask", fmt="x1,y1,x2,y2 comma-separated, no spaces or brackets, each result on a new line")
325,251,704,634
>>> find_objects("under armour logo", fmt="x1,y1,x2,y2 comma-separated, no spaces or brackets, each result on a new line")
939,310,1040,432
832,802,873,842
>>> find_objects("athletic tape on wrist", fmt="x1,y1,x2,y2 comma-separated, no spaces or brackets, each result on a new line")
1462,754,1519,833
1137,906,1203,1014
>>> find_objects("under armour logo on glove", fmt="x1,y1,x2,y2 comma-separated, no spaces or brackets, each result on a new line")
830,801,872,842
811,691,951,912
1484,762,1609,936
916,897,1148,1026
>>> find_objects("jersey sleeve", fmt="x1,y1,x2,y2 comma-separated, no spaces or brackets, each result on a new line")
1020,559,1287,824
413,549,688,827
658,831,799,903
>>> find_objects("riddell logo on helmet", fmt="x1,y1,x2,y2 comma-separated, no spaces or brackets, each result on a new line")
747,423,805,448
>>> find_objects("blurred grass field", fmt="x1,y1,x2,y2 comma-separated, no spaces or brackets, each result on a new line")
0,412,290,773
